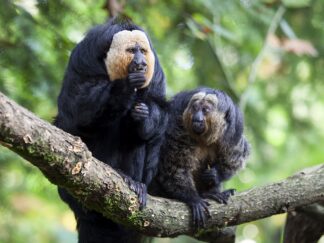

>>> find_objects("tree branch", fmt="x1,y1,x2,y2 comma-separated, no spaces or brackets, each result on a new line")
0,91,323,238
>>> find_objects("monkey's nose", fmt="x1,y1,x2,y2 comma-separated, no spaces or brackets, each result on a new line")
135,63,147,72
192,122,205,134
192,111,204,123
192,111,205,134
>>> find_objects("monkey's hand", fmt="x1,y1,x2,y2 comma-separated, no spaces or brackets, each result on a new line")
131,102,149,121
128,72,146,90
188,198,211,229
123,176,147,210
201,188,235,204
201,167,220,187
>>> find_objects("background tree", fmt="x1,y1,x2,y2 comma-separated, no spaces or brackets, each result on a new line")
0,0,324,242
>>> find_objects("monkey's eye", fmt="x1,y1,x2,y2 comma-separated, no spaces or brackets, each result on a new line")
140,48,147,54
202,107,211,114
126,48,136,53
192,103,199,111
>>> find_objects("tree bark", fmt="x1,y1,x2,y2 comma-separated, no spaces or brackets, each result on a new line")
103,0,125,18
0,91,323,238
283,200,324,243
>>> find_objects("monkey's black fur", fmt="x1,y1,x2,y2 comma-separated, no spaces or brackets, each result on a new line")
155,87,250,230
54,18,168,243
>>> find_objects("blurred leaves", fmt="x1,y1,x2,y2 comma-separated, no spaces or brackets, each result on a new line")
1,0,324,243
282,0,312,8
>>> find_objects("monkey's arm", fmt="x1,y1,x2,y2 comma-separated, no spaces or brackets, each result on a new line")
219,136,250,180
199,137,249,203
200,166,235,204
55,78,137,136
131,96,168,139
200,166,221,188
142,137,164,186
158,163,210,229
130,95,168,186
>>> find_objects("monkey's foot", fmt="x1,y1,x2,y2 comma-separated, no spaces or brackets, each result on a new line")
201,189,235,204
188,198,211,229
123,176,147,210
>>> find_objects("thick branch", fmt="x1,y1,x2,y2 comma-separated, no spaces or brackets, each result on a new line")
0,91,323,238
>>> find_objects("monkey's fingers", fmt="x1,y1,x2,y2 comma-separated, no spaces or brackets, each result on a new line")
123,176,147,210
138,183,147,210
128,73,146,89
212,193,227,204
191,200,210,230
196,206,205,228
202,190,233,204
223,188,236,196
201,171,216,180
201,170,217,184
131,110,149,120
129,79,146,89
135,102,148,108
198,205,209,228
123,176,136,192
201,200,211,218
131,104,149,121
134,103,149,113
128,71,146,78
192,205,198,228
192,205,203,229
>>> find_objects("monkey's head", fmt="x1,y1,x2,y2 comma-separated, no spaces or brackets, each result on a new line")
182,89,243,146
104,29,155,89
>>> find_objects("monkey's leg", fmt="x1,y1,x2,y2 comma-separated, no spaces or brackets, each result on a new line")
200,166,235,204
160,169,211,229
200,166,218,187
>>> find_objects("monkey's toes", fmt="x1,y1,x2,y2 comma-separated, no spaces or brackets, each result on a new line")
190,199,211,229
201,189,235,204
223,188,236,197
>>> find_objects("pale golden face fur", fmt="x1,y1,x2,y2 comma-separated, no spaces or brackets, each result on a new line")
104,30,155,89
183,92,227,145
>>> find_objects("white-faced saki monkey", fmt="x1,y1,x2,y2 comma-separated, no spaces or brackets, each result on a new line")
155,87,250,229
54,17,168,243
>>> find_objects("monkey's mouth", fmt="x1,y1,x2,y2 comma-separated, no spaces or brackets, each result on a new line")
192,121,205,135
128,64,147,73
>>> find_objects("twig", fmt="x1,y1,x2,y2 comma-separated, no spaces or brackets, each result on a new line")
239,5,286,111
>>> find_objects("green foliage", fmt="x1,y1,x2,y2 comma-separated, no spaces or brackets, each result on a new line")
1,0,324,242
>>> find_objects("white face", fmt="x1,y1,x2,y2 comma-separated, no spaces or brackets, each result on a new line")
104,30,155,89
183,92,226,145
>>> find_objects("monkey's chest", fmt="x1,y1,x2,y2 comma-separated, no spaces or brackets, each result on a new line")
191,146,218,174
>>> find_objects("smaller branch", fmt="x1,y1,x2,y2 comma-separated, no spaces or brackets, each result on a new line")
187,17,239,101
103,0,125,18
207,38,239,101
0,39,16,48
240,5,286,111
